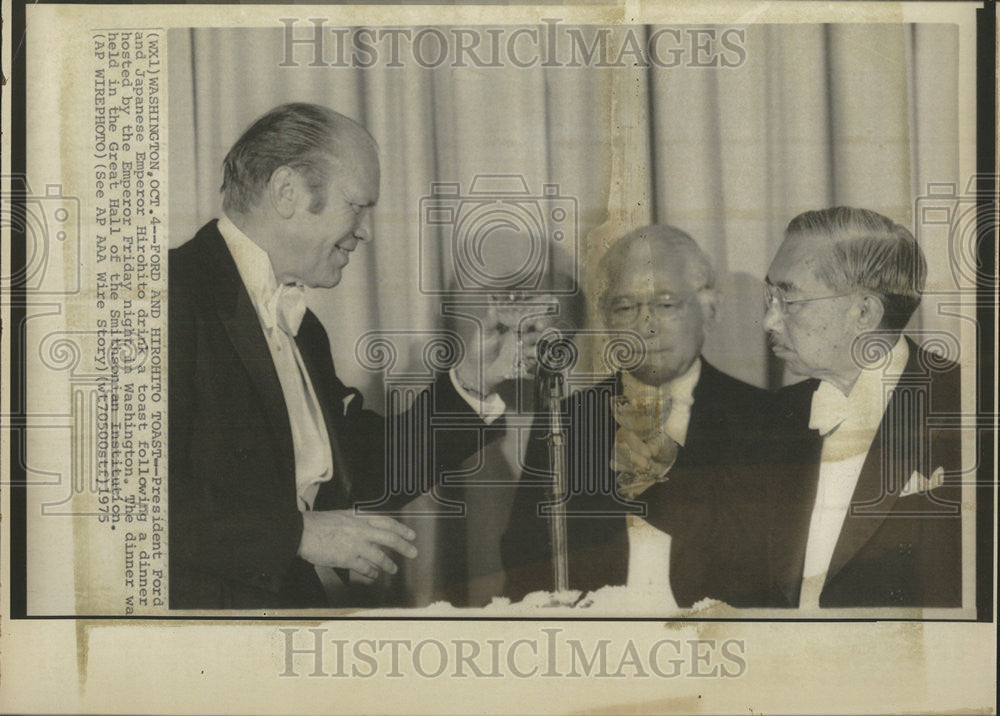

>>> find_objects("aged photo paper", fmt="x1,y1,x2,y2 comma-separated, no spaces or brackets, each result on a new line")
1,0,996,713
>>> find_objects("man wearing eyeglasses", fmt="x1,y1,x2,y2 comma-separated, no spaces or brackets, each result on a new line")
761,207,962,609
501,225,770,608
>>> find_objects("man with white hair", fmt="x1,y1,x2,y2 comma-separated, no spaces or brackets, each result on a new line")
762,206,962,608
501,224,770,608
169,103,526,608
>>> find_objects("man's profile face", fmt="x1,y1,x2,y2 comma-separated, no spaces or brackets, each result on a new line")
284,150,380,289
602,241,709,387
763,231,859,382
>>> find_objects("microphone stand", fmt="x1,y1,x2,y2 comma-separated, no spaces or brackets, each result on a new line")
539,364,569,593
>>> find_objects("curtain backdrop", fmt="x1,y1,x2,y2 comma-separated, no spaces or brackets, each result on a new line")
168,23,962,604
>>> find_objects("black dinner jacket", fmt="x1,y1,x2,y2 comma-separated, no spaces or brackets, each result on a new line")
169,220,495,609
763,338,963,608
500,360,771,608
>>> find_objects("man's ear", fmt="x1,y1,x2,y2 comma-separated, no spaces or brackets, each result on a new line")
267,166,298,219
698,289,719,328
857,294,885,331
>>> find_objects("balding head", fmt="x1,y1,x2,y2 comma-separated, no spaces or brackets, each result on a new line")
597,225,715,303
598,224,717,386
221,102,379,216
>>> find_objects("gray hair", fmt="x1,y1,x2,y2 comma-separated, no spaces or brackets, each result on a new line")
221,102,378,215
597,224,715,307
787,207,926,331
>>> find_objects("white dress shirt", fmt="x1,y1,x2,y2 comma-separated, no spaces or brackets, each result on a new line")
620,358,701,607
449,368,506,425
799,336,909,607
219,215,334,512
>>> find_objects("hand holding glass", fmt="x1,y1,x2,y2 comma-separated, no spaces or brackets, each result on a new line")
486,292,559,378
611,394,678,498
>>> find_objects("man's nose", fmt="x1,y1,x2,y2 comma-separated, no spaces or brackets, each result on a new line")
638,304,658,335
634,303,660,335
762,302,783,333
354,210,373,242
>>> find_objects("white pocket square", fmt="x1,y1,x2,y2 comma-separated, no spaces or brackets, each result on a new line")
900,467,945,496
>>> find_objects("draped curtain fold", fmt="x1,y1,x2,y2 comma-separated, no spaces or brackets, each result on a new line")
168,23,961,605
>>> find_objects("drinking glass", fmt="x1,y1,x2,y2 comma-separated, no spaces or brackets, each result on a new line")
611,394,676,497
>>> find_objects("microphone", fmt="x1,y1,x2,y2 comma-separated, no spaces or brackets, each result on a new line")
535,322,577,376
533,323,576,411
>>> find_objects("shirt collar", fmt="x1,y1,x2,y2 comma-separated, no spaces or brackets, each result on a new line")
218,214,306,334
809,335,909,437
218,213,281,310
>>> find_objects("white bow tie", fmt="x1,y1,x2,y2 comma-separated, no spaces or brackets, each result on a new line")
262,283,307,337
809,381,850,437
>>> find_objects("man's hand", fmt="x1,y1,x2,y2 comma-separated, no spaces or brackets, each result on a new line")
454,298,558,397
611,427,679,497
298,510,418,581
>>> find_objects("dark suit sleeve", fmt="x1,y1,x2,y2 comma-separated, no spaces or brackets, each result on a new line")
312,361,505,512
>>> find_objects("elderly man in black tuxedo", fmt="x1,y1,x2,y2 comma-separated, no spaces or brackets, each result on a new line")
501,225,770,608
169,103,529,609
762,207,962,608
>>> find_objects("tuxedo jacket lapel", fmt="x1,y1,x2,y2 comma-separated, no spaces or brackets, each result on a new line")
821,345,923,594
295,314,354,505
776,434,821,606
204,228,296,478
672,369,716,469
820,430,899,594
643,363,728,530
769,379,822,607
